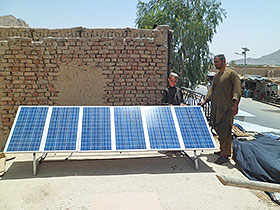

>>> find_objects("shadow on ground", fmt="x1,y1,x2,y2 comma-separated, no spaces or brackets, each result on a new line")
203,153,236,169
2,153,215,180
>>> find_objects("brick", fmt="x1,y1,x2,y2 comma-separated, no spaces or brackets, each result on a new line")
13,89,24,93
37,80,48,85
39,101,48,105
24,88,35,93
12,80,23,84
2,97,13,101
49,88,57,93
129,54,140,58
48,72,59,76
37,97,48,101
24,72,35,76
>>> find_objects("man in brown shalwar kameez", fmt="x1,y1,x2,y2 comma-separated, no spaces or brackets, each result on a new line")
201,54,242,165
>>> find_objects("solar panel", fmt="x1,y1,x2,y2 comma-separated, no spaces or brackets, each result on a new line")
44,107,79,151
175,106,215,149
4,106,216,174
81,107,111,151
114,107,146,150
143,107,181,150
4,107,49,152
4,106,215,154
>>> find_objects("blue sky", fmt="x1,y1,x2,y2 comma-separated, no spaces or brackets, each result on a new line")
0,0,279,61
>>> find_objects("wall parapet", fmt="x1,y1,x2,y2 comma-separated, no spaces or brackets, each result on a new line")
0,26,166,41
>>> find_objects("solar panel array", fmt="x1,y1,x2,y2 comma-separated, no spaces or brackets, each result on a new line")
4,106,216,153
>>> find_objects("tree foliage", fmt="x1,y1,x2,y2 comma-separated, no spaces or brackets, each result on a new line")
136,0,226,88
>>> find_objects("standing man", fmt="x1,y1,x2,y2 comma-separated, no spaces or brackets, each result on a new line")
161,72,184,105
200,54,242,165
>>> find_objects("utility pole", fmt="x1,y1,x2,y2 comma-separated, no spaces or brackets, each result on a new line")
241,47,250,88
235,47,250,88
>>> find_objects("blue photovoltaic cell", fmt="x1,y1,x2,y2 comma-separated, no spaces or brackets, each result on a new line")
144,107,180,149
175,107,215,149
5,107,49,152
5,106,215,154
81,107,111,150
44,107,79,151
114,107,146,150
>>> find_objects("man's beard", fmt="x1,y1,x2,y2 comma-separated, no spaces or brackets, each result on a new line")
215,64,224,70
215,65,221,69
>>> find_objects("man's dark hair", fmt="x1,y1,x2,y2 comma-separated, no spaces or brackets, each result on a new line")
214,54,226,61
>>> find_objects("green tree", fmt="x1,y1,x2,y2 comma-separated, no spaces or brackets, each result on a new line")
136,0,226,88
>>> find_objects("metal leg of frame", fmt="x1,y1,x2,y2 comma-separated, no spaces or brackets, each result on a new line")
33,153,48,176
181,150,199,170
4,155,7,174
33,153,37,176
4,157,6,173
1,155,15,175
194,150,199,170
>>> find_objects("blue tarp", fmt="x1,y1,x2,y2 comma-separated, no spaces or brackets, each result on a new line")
233,133,280,204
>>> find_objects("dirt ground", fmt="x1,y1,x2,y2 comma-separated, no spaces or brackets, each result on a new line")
0,150,279,210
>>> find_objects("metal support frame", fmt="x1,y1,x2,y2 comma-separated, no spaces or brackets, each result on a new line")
30,150,201,175
181,150,200,170
33,153,37,176
193,150,199,170
4,157,7,174
32,153,48,176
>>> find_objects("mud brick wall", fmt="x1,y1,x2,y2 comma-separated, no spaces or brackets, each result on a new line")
231,66,280,77
0,26,172,149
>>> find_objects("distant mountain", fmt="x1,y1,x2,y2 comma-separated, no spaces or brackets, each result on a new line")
231,49,280,66
0,15,29,27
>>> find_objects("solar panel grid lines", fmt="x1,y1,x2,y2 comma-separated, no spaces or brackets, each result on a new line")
194,107,216,148
175,107,195,148
3,106,22,152
5,106,49,152
190,107,214,148
81,107,111,151
114,107,146,150
44,107,79,151
174,106,215,149
4,105,216,154
143,106,181,150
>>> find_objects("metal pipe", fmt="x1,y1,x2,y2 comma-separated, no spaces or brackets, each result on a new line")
217,174,280,193
194,150,199,170
33,153,37,176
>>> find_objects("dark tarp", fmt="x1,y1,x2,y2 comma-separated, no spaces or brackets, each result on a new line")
233,133,280,204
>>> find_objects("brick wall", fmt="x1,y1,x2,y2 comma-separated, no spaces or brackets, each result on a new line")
0,26,172,149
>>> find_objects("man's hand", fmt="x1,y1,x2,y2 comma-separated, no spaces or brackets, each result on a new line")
232,100,239,116
199,100,207,107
